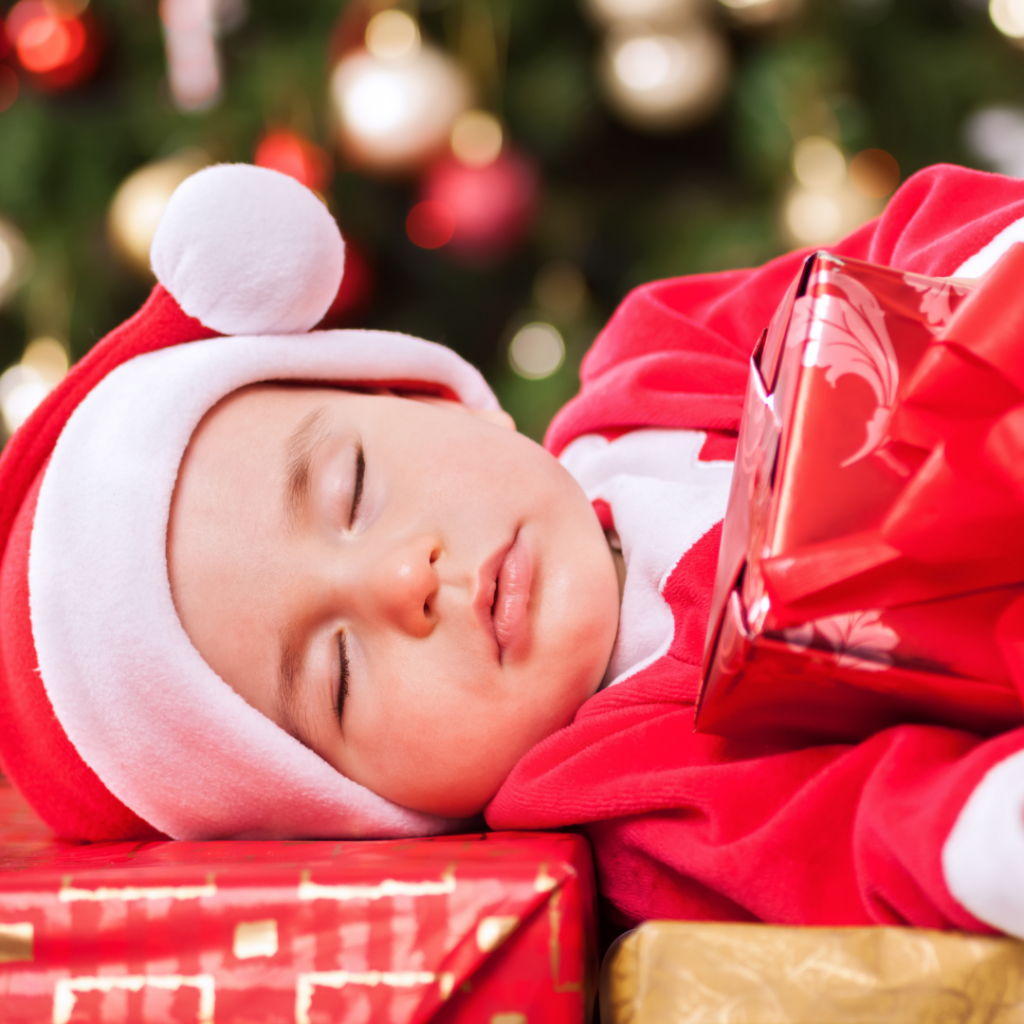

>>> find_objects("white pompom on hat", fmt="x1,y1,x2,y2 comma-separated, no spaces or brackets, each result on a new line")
151,164,346,335
0,164,501,841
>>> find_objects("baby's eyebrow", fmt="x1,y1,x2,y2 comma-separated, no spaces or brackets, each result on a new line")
284,406,329,524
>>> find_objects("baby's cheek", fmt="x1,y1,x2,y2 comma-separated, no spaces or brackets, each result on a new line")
339,668,511,814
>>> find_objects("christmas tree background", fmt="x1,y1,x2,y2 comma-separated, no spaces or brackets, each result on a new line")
0,0,1021,442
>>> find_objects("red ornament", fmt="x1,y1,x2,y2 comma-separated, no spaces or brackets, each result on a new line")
406,200,456,249
254,130,332,194
416,149,540,261
5,1,102,92
318,242,374,327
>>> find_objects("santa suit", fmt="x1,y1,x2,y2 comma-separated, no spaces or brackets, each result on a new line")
485,164,1024,939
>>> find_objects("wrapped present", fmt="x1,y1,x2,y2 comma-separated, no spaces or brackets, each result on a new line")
699,244,1024,742
600,920,1024,1024
0,781,596,1023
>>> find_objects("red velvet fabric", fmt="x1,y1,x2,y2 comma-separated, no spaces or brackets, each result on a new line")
489,165,1024,932
0,285,216,838
0,476,163,840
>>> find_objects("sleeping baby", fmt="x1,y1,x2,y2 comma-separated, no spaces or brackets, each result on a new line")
4,162,1024,940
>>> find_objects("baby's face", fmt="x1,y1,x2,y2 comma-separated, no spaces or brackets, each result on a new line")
168,385,620,818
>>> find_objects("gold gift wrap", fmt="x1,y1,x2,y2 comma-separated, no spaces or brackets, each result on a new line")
601,921,1024,1024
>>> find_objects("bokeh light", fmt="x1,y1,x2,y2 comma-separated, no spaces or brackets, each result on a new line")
991,0,1024,38
782,137,882,247
420,151,539,261
717,0,802,25
849,149,900,198
451,111,503,168
0,218,30,307
0,337,67,437
5,0,99,90
784,188,844,245
160,0,221,111
583,0,701,27
0,364,48,435
964,106,1024,177
255,131,331,193
533,262,588,320
792,136,846,190
364,9,420,61
22,336,68,384
14,11,85,73
107,150,208,275
406,200,456,249
331,45,471,173
600,25,730,131
509,323,566,380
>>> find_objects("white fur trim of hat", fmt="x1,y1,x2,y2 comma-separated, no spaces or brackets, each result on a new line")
27,164,500,839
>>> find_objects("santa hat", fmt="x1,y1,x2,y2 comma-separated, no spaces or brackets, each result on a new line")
0,164,501,841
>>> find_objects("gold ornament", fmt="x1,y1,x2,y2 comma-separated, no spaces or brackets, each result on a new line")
599,23,730,132
107,150,209,276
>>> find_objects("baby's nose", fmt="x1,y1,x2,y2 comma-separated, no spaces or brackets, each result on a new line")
367,535,440,637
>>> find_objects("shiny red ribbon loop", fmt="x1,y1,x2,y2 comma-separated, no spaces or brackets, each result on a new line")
883,244,1024,565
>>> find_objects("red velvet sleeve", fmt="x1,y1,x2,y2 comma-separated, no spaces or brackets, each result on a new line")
490,163,1024,935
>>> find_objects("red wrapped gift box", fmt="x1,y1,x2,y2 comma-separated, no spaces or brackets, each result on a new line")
698,246,1024,743
0,782,596,1023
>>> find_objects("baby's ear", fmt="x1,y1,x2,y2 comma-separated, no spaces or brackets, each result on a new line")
409,392,516,432
470,407,516,432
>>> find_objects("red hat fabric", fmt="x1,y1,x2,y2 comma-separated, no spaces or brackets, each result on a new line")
0,164,500,840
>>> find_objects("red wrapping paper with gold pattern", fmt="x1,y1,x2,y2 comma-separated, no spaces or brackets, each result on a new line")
698,245,1024,743
0,782,596,1023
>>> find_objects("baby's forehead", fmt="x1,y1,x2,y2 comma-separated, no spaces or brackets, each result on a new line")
209,380,459,417
171,384,464,528
170,391,290,558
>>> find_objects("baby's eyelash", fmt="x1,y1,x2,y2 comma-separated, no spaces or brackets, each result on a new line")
349,444,365,527
336,445,362,726
336,633,349,725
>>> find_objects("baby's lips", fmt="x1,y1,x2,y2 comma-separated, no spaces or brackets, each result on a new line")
492,530,533,662
473,542,504,655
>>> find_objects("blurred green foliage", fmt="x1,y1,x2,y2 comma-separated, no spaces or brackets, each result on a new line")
0,0,1017,439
